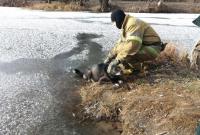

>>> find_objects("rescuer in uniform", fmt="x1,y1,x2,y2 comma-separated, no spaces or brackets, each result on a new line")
104,9,165,75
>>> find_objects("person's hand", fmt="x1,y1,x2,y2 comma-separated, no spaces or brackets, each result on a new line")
107,59,120,74
104,53,116,64
104,57,111,64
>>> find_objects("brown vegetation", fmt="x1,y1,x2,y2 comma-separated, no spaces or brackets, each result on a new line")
111,1,200,13
1,0,200,13
29,1,200,13
0,0,28,7
28,2,89,11
27,0,112,12
75,43,200,135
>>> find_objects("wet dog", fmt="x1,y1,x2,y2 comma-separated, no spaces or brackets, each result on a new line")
73,63,123,86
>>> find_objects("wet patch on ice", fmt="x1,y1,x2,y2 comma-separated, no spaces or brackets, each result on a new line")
73,33,105,69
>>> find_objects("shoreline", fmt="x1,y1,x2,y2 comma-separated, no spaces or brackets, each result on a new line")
75,44,200,135
2,1,200,13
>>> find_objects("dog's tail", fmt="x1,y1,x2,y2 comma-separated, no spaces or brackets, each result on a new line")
73,69,84,78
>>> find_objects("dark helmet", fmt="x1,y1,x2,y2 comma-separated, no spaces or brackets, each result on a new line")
111,9,126,29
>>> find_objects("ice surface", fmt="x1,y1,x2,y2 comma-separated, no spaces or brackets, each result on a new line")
0,7,200,135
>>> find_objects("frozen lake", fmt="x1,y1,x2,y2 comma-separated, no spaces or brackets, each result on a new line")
0,7,200,135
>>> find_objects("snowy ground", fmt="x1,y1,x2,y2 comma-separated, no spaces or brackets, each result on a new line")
0,7,200,135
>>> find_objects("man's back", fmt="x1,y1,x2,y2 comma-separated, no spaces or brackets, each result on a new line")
122,15,161,45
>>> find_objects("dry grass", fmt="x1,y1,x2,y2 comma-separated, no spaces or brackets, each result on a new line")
27,1,200,13
114,1,200,13
76,43,200,135
156,42,190,68
120,81,200,135
28,2,90,11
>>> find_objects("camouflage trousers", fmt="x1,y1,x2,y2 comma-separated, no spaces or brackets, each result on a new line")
191,42,200,71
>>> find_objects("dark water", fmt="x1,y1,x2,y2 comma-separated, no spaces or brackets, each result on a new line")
0,33,106,135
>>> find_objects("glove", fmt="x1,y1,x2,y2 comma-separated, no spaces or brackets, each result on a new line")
104,57,111,64
104,53,115,64
107,59,120,75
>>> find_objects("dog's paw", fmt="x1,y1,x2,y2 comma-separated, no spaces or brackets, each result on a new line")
118,80,123,84
113,83,121,89
72,69,77,74
72,69,79,74
83,74,88,80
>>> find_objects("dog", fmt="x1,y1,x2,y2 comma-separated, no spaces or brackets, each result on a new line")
73,63,123,86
